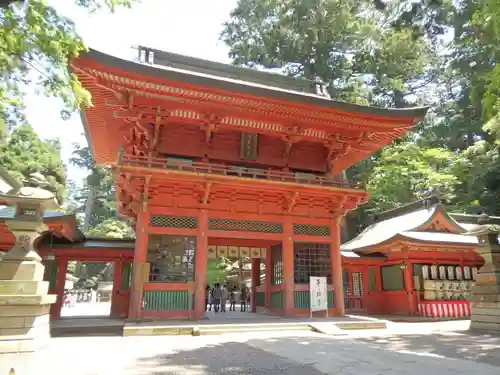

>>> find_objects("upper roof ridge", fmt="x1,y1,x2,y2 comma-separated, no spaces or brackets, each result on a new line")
373,196,440,223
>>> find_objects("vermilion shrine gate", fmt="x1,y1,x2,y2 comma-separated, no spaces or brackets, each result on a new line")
67,46,428,320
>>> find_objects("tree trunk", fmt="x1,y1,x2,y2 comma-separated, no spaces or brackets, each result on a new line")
83,183,95,233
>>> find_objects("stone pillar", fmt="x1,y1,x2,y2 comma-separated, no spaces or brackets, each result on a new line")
0,183,59,354
466,218,500,331
0,220,56,353
330,217,345,316
283,217,294,316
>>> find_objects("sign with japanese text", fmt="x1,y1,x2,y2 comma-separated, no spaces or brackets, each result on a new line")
310,276,328,313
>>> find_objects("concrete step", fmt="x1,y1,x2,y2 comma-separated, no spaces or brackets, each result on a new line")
124,322,312,337
335,321,387,330
198,324,311,336
123,319,388,337
51,324,123,337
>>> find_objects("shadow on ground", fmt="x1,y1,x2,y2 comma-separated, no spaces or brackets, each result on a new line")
130,330,500,374
132,341,324,375
357,330,500,368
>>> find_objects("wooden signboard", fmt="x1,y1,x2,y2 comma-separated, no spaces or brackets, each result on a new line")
207,245,217,259
251,247,261,258
239,247,250,258
228,246,239,258
240,133,259,160
217,246,228,257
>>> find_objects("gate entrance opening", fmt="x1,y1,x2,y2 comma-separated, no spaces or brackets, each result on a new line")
60,261,114,318
203,239,269,321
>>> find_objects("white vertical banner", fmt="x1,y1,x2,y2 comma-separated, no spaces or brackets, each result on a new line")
310,276,328,316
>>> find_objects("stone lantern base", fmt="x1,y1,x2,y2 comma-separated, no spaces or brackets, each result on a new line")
0,222,56,353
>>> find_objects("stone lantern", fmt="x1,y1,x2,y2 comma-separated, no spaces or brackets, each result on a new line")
466,214,500,332
0,174,58,353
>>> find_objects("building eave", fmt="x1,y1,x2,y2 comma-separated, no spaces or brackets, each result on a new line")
75,48,429,122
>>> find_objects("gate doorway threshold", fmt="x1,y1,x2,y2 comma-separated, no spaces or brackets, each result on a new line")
123,315,387,337
51,317,125,337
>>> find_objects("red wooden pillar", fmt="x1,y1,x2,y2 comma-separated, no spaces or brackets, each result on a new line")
52,257,68,320
194,209,208,319
251,257,261,313
331,217,345,316
404,261,416,314
283,216,294,316
265,247,272,310
128,211,149,320
110,260,123,318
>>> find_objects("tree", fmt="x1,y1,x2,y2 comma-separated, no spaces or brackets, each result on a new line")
0,0,136,142
87,218,135,239
0,124,66,202
222,0,438,107
367,142,470,211
69,143,115,231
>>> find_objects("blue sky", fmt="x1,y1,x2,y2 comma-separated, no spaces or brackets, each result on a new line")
26,0,236,183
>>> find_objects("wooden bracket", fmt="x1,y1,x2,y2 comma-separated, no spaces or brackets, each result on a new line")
142,176,151,211
202,113,220,146
201,181,212,205
286,192,299,213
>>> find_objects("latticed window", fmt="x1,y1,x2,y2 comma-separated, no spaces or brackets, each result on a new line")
343,269,350,297
293,243,332,284
293,224,330,237
352,272,363,296
271,244,283,285
208,219,283,233
150,215,197,229
147,235,196,283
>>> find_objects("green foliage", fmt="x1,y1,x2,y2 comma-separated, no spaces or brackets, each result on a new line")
87,218,135,239
0,124,66,202
0,0,137,143
222,0,500,231
368,143,469,211
69,143,116,229
222,0,438,107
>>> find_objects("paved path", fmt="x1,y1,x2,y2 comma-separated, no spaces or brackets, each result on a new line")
2,321,500,374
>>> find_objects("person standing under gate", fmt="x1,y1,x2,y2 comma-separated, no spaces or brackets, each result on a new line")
221,284,229,312
240,285,248,312
229,285,237,311
212,283,222,312
205,285,212,312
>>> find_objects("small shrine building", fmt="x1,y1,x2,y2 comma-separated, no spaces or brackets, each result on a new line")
341,196,485,319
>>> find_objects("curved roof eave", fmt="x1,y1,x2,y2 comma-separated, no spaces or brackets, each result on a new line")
417,203,468,233
344,231,478,253
75,48,430,121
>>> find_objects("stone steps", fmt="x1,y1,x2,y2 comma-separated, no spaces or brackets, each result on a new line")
123,319,387,337
50,324,123,337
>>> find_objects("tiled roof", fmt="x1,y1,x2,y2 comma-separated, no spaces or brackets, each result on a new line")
39,238,135,250
0,206,69,220
400,231,477,244
341,204,475,252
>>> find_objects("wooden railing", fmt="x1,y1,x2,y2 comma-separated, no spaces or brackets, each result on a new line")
118,153,363,190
